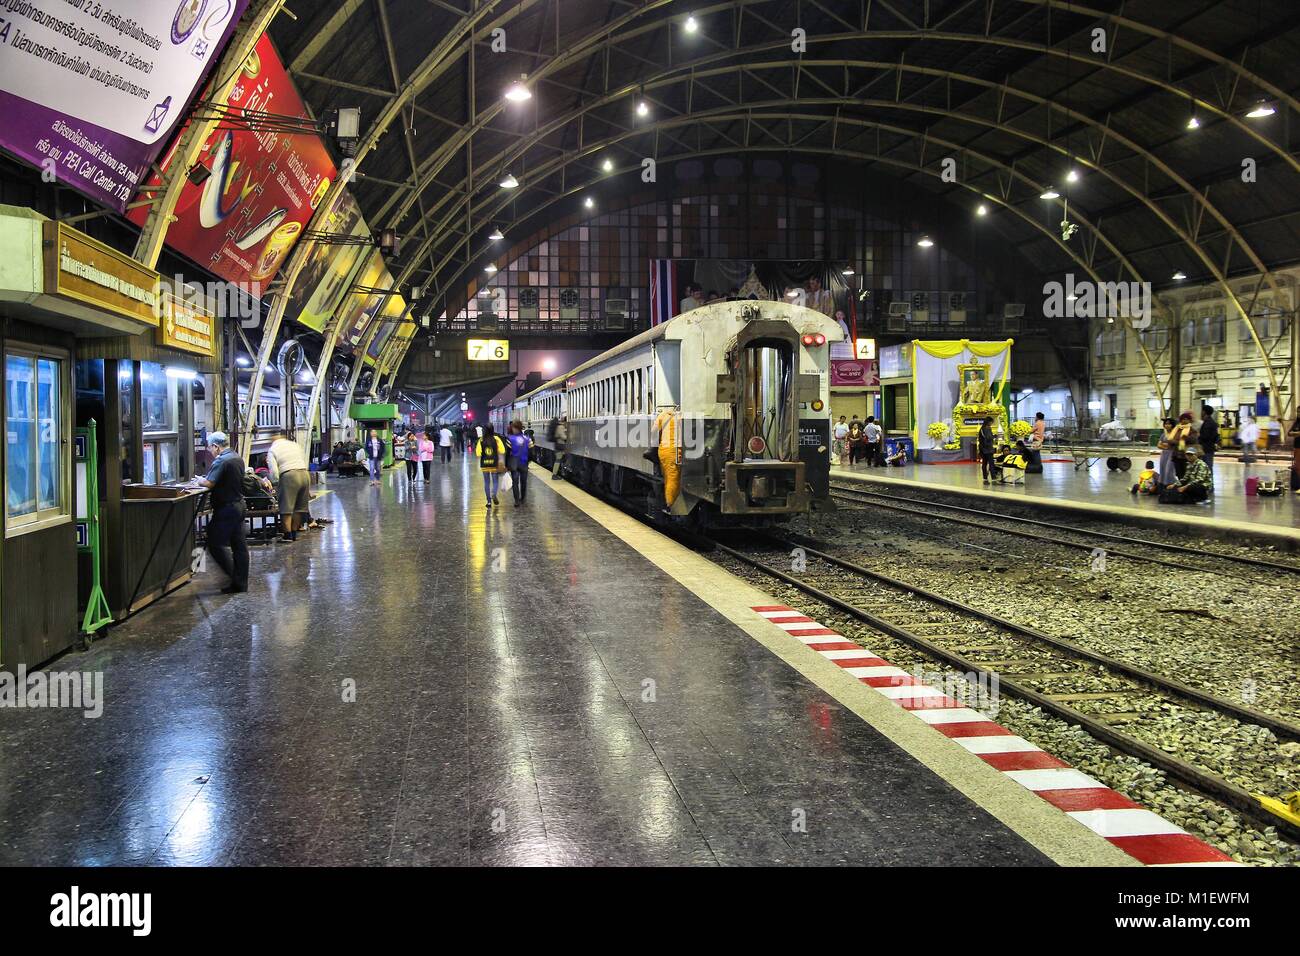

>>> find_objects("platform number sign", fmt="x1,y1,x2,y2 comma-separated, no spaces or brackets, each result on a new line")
468,338,509,361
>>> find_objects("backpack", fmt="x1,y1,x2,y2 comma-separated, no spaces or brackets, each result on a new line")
479,438,500,470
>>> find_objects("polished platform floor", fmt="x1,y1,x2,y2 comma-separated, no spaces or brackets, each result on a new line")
0,456,1059,866
836,453,1300,535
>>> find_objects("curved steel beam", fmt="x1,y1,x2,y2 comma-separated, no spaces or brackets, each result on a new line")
421,134,1169,406
402,88,1285,411
237,0,522,457
1011,0,1300,116
383,19,1300,235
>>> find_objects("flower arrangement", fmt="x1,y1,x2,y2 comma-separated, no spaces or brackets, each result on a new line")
1009,419,1033,440
926,421,950,448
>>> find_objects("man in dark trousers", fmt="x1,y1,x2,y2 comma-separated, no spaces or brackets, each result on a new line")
978,417,996,483
1198,405,1219,477
196,431,249,594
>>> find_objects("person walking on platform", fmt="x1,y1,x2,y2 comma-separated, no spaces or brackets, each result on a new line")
832,416,849,466
1199,405,1219,478
267,427,311,542
365,430,385,486
196,432,248,594
476,424,508,507
1239,415,1259,464
864,416,883,466
550,416,569,479
402,430,419,482
978,416,996,483
1159,447,1213,504
506,420,532,506
438,423,454,463
418,429,435,481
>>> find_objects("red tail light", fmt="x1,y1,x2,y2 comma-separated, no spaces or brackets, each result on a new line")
814,333,826,345
801,333,827,347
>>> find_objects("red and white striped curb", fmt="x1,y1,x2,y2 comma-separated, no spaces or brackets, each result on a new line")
753,604,1237,866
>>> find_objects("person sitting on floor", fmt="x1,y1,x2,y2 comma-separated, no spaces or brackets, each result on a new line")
1130,460,1159,495
884,444,908,467
1158,447,1213,504
996,442,1030,484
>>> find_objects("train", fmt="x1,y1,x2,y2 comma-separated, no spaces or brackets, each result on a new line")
490,300,843,527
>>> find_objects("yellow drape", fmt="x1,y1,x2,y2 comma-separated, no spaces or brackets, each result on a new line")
909,340,1016,438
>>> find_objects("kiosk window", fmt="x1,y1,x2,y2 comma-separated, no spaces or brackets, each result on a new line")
6,349,68,533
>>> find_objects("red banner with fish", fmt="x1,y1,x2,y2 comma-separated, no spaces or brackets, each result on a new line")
129,33,336,290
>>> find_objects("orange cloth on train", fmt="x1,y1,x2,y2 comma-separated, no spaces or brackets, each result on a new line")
654,410,680,507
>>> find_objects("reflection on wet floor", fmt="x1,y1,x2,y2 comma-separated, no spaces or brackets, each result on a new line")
0,460,1049,866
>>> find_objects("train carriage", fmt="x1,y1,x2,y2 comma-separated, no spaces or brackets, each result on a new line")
491,300,842,527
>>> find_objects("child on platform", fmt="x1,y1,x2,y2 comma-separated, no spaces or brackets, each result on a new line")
1130,460,1159,495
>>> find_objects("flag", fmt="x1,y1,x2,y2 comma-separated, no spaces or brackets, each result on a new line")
847,287,859,354
649,259,677,326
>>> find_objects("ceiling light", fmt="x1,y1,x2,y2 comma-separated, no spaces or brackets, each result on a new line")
1246,100,1276,119
164,366,198,379
499,173,518,188
841,267,854,275
976,204,988,216
484,264,498,274
584,196,594,208
636,101,649,117
786,289,799,298
1186,114,1200,130
1172,271,1187,280
504,75,531,103
488,228,504,241
916,236,934,248
1039,188,1060,200
235,355,251,367
1066,168,1080,183
601,158,613,172
684,15,698,33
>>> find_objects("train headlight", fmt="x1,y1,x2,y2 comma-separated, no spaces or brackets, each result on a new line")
747,436,767,456
811,399,824,412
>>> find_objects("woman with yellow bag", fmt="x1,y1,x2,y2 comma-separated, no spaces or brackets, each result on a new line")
475,423,509,509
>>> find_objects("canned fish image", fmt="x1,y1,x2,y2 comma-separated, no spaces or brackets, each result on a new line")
249,221,303,281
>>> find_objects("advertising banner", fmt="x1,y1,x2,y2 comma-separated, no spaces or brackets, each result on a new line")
127,32,335,288
283,191,367,332
363,293,406,364
0,0,250,211
830,358,879,388
335,250,390,353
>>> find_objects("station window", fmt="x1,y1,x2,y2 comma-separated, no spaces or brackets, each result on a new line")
5,347,70,535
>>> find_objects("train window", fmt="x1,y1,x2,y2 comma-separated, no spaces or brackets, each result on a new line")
635,369,643,413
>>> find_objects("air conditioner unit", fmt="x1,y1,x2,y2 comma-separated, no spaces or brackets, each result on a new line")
477,312,499,332
910,292,930,323
948,292,967,324
886,315,908,332
1004,303,1026,319
605,297,628,330
518,287,540,320
559,288,579,320
887,301,910,318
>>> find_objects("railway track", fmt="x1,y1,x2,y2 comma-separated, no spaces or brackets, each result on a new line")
829,483,1300,579
709,531,1300,842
